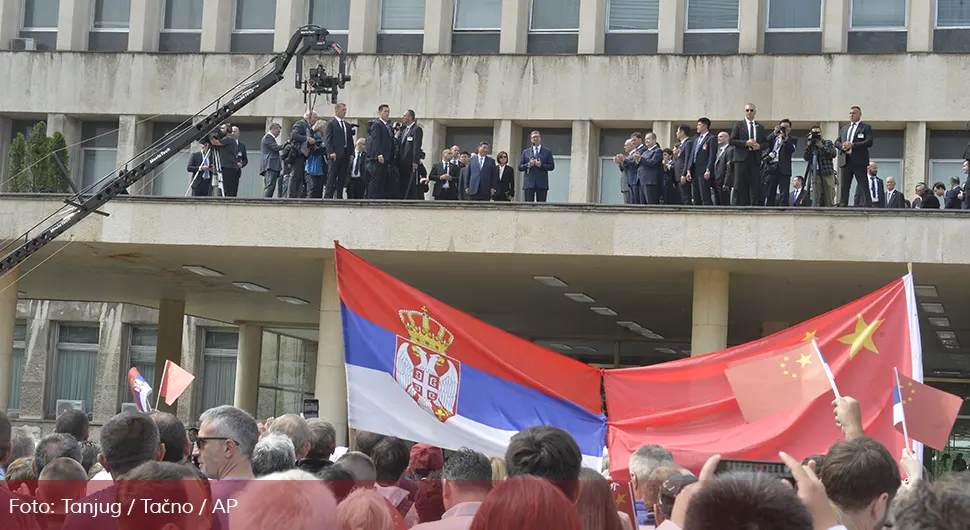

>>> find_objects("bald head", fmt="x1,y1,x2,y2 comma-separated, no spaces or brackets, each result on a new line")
268,414,311,460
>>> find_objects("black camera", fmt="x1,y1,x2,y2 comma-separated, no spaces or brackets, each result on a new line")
809,131,821,141
779,125,789,133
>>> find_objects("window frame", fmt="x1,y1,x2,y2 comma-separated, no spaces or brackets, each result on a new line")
89,0,131,32
605,0,660,34
160,0,203,33
21,0,59,31
48,324,100,417
306,0,350,35
765,0,824,33
198,328,239,415
378,0,427,34
232,0,276,35
119,325,158,408
684,0,741,34
848,0,908,31
81,147,119,191
528,0,581,33
452,0,502,32
935,0,970,30
9,322,27,415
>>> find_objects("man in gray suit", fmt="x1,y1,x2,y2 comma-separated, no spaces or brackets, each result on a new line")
713,131,734,206
260,123,284,197
465,141,498,201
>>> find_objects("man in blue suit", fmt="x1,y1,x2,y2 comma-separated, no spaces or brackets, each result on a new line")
633,132,664,204
519,130,556,202
623,132,647,204
466,141,498,201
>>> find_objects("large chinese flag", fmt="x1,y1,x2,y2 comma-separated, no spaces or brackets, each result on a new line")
605,275,922,477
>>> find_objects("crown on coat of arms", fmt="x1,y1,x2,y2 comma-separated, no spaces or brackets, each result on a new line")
399,307,454,353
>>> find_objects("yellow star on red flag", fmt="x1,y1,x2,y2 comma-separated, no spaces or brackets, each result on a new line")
837,314,884,359
802,330,817,342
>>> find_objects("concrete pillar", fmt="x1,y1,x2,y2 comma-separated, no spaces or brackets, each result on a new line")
904,122,928,200
153,300,185,413
233,324,262,415
761,321,789,338
500,0,529,54
738,0,765,53
652,121,676,150
907,0,934,53
91,303,124,423
690,269,729,356
57,0,92,51
657,0,685,53
274,0,304,53
422,118,445,199
0,0,22,50
315,259,347,446
493,119,523,199
424,0,454,53
348,0,379,54
129,0,162,52
569,120,599,203
578,0,606,54
0,267,19,412
176,317,201,424
200,0,232,53
47,114,82,186
820,122,840,145
117,115,153,195
821,0,849,53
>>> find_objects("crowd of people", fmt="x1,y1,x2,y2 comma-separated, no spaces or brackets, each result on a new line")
1,393,967,530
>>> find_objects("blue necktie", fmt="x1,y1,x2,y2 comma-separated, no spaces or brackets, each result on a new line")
694,135,704,157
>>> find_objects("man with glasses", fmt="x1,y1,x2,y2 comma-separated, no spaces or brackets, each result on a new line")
198,406,258,530
728,104,768,206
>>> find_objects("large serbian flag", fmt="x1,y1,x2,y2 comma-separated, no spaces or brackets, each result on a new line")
604,275,922,476
335,243,607,467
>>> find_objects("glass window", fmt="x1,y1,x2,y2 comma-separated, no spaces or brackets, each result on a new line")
51,325,99,416
82,149,118,192
530,0,581,31
767,0,821,30
309,0,351,31
850,0,906,29
164,0,203,30
93,0,131,30
23,0,59,29
608,0,660,32
543,157,571,203
931,160,966,186
9,324,26,412
200,330,238,413
234,0,276,31
454,0,502,31
938,0,970,28
380,0,427,31
599,157,627,204
686,0,740,31
121,327,158,405
150,123,193,197
794,158,903,205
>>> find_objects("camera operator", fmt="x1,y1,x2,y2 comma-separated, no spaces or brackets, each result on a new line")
208,122,242,197
802,125,838,207
762,119,797,206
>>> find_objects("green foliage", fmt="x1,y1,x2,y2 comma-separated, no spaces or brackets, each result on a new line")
7,121,71,193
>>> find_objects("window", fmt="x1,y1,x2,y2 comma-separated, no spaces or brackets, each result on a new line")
530,0,581,31
23,0,59,29
51,325,99,416
931,161,967,203
686,0,739,31
199,330,238,414
92,0,131,30
163,0,203,30
234,0,276,31
938,0,970,28
9,324,26,413
599,157,627,204
309,0,351,32
81,122,119,193
454,0,502,31
120,327,157,406
380,0,426,32
767,0,822,30
850,0,906,29
607,0,660,32
257,335,315,418
150,123,193,197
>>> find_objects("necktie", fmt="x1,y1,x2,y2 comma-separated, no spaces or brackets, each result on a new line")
353,153,360,176
794,190,799,204
534,147,539,158
340,120,346,139
386,122,392,136
694,135,704,157
443,162,447,173
749,122,755,141
479,156,483,169
871,178,877,198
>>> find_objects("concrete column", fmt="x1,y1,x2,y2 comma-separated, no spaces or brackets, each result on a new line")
91,303,124,423
657,0,685,53
57,0,93,51
500,0,529,53
820,122,840,145
569,120,599,203
578,0,606,54
761,321,789,338
690,269,729,356
153,300,185,413
821,0,849,53
348,0,379,53
424,0,454,53
176,317,201,424
47,114,82,186
0,267,19,412
274,0,304,53
422,118,445,199
129,0,162,52
738,0,765,54
0,0,22,50
233,324,262,415
907,0,934,53
904,122,928,199
493,120,523,200
117,115,153,195
652,121,675,151
315,259,347,446
200,0,232,53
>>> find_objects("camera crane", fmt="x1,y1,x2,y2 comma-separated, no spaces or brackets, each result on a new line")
0,25,349,276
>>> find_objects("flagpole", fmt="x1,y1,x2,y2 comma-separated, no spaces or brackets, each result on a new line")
154,360,169,410
811,339,841,399
894,366,911,452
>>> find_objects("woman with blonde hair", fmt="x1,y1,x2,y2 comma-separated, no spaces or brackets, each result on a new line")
338,488,394,530
489,456,506,483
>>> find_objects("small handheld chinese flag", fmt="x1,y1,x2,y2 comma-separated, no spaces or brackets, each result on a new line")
726,341,833,423
893,372,962,451
158,360,195,406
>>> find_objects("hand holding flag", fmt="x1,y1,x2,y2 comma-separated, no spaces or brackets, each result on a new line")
127,367,153,413
893,370,962,451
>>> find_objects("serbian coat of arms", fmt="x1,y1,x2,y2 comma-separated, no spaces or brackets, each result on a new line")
394,307,461,423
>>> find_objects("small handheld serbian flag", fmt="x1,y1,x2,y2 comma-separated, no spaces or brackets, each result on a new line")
157,360,195,407
127,367,154,413
893,371,962,451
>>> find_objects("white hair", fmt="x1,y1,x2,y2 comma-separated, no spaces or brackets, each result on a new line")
252,432,296,477
629,444,675,482
231,470,337,530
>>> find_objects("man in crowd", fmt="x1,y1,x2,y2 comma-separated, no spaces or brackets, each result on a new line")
729,103,767,206
150,411,190,465
34,433,81,476
629,444,675,526
55,409,89,441
396,109,423,199
713,131,733,205
187,139,216,197
367,104,395,199
289,110,318,198
821,437,901,529
260,122,285,198
372,437,416,524
268,413,311,460
505,425,582,502
803,125,838,207
673,125,693,204
865,162,886,207
430,148,460,201
912,182,927,208
787,175,810,206
210,123,242,197
197,405,257,481
837,105,875,207
413,448,492,530
325,102,354,199
252,432,296,477
763,119,797,206
885,177,905,208
298,418,337,475
624,133,647,204
465,141,497,201
632,132,663,205
615,139,634,204
945,176,964,209
347,137,367,199
3,427,35,475
686,117,717,206
520,130,555,203
232,126,248,172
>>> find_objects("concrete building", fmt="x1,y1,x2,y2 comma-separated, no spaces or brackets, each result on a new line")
0,0,968,444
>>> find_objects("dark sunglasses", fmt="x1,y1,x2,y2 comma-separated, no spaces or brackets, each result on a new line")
196,437,237,448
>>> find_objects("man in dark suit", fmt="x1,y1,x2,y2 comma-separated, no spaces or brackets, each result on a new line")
366,104,394,199
786,176,810,206
259,123,284,197
673,125,693,205
632,132,664,204
729,103,768,206
208,123,241,196
614,139,634,204
763,119,798,206
519,130,555,202
324,102,354,199
686,117,718,206
289,111,317,198
396,109,423,200
187,140,216,197
884,177,905,208
837,106,874,207
429,149,459,200
864,162,886,207
231,126,248,170
465,141,498,201
623,133,647,204
346,137,367,199
944,176,963,209
713,132,733,206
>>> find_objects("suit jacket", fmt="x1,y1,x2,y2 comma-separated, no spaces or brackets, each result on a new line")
714,144,733,188
468,155,498,196
764,133,798,176
259,133,283,175
291,119,313,157
518,145,555,190
944,187,962,209
429,159,459,199
686,132,717,179
324,118,354,160
636,145,664,186
674,139,691,179
396,123,423,167
367,119,395,163
729,120,768,162
865,175,886,207
787,188,810,207
187,149,216,177
885,188,905,209
496,164,515,200
237,140,248,169
836,122,874,168
623,146,645,187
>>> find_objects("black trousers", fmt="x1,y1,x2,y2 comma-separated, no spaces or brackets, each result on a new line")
690,170,715,206
307,174,324,198
397,164,414,199
366,161,388,199
763,170,790,206
346,177,365,199
289,156,307,198
524,188,548,202
840,163,871,207
732,158,761,206
221,167,241,197
326,156,350,199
